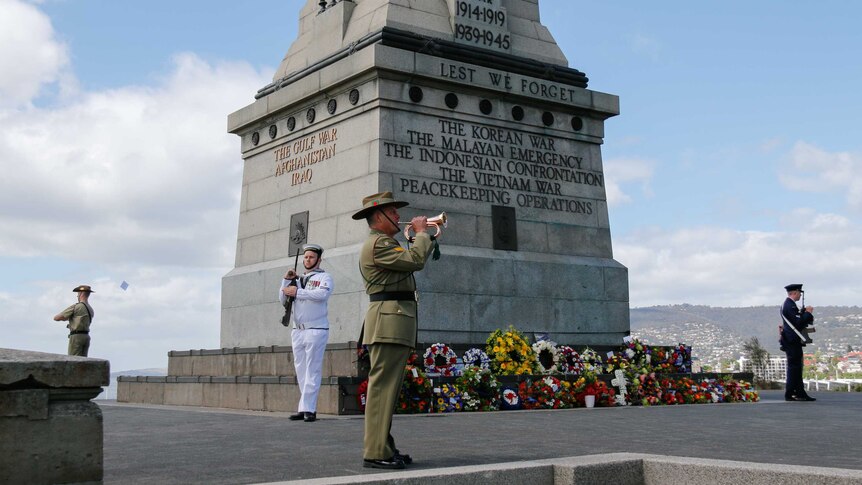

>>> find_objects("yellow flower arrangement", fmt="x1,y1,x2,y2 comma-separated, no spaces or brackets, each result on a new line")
485,325,537,375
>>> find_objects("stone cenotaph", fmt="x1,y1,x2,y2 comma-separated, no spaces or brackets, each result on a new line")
118,0,628,414
224,0,627,347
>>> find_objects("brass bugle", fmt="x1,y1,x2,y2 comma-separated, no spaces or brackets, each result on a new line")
401,212,447,240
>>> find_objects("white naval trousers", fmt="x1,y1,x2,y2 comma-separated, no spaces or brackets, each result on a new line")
291,328,329,413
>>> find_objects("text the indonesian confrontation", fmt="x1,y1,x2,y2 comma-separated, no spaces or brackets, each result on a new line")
386,119,603,215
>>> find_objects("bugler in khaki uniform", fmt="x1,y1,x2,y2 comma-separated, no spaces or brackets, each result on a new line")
353,192,435,469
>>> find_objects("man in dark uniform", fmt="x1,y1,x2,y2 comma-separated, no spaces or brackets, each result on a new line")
54,285,95,357
352,191,435,470
780,283,816,401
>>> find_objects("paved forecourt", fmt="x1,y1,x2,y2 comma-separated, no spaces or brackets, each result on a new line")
100,390,862,484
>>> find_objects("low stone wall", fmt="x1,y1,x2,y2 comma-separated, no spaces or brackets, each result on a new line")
255,453,862,485
165,343,364,378
117,376,365,415
0,348,109,485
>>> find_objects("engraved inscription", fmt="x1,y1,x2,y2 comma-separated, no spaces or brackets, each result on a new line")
273,128,338,186
392,118,603,215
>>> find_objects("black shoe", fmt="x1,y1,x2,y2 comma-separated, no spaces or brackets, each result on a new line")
797,395,816,401
394,451,413,465
288,412,305,421
363,457,405,470
303,412,317,422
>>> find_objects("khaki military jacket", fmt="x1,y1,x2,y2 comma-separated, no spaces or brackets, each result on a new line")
61,302,94,332
359,229,433,348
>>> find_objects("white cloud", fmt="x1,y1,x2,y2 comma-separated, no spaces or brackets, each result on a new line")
0,2,274,369
781,141,862,210
0,0,69,106
603,156,654,206
618,212,862,307
0,53,272,266
1,268,222,371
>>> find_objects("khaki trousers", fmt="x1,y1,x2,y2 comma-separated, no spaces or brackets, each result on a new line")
68,334,90,357
363,343,410,460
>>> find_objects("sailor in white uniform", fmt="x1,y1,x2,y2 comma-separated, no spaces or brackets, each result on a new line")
279,243,334,422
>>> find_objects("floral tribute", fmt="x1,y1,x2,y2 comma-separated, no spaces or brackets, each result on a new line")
532,340,562,374
486,326,536,376
423,342,459,376
379,328,759,414
622,336,652,374
500,386,522,410
357,379,369,412
671,344,693,373
462,348,491,370
579,347,604,373
565,369,615,407
455,366,500,411
558,346,584,375
432,383,463,413
519,376,565,409
396,354,432,414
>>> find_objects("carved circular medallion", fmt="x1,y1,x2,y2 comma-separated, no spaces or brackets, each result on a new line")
571,116,584,131
479,99,493,115
251,131,260,146
408,86,423,103
287,116,296,131
444,93,458,109
268,124,277,139
511,106,524,121
349,88,360,105
306,108,316,123
542,111,555,127
327,99,337,114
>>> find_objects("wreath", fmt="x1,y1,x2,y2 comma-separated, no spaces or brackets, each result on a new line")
558,346,584,375
579,347,604,373
519,376,563,409
396,364,432,413
432,383,463,413
462,348,491,370
622,336,652,374
486,325,536,376
455,366,500,411
532,340,562,374
500,386,521,410
423,342,459,376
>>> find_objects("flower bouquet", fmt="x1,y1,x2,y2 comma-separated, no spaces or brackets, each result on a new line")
486,325,536,376
432,383,463,413
518,376,564,409
455,366,500,412
396,363,432,413
622,336,652,374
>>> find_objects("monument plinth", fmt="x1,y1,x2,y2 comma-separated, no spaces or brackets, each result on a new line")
223,0,627,349
120,0,629,414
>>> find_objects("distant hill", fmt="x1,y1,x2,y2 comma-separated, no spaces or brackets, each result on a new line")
631,304,862,356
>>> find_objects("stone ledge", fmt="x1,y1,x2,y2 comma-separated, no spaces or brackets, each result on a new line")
251,453,862,485
0,348,109,389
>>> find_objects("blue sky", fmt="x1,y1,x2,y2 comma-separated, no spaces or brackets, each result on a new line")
2,0,861,370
